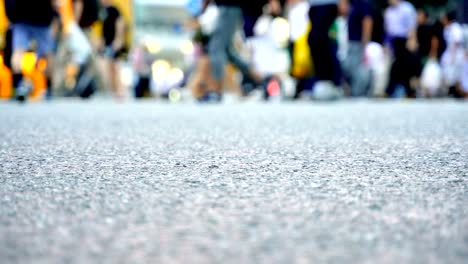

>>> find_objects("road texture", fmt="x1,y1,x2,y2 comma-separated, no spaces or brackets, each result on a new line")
1,100,467,263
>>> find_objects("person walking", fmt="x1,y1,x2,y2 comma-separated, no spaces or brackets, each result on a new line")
384,0,417,98
342,0,373,97
5,0,56,102
99,0,125,99
441,10,466,98
307,0,342,91
204,0,278,101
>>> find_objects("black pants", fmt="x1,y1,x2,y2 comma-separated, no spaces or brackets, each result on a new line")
4,27,13,70
386,37,417,97
134,76,150,98
308,4,341,86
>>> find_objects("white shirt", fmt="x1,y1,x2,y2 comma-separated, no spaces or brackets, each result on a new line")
462,58,468,92
441,22,466,87
336,16,348,61
444,22,464,51
384,1,417,38
288,1,310,41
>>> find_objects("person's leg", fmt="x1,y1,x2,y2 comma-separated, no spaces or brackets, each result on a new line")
109,58,123,99
44,54,54,98
309,38,332,82
134,76,144,98
308,4,339,83
353,66,371,97
386,58,401,97
226,43,259,83
386,38,406,97
4,27,13,70
11,24,29,88
82,28,105,92
330,41,342,87
209,6,263,94
208,6,235,93
394,46,416,98
348,42,370,96
188,55,211,98
32,25,55,99
242,15,260,66
402,48,417,98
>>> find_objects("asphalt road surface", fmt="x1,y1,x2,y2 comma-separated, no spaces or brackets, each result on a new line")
1,100,467,264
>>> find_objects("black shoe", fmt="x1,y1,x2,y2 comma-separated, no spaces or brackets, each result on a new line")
241,75,257,96
15,82,32,103
45,89,53,101
198,92,223,103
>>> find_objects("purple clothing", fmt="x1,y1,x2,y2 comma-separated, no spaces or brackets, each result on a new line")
384,1,417,40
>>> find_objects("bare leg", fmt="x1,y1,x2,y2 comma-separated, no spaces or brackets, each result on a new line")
188,55,211,98
11,49,26,75
109,59,123,99
11,49,27,100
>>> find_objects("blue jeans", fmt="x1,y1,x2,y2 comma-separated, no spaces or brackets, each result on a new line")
12,23,53,58
208,6,250,82
342,42,371,96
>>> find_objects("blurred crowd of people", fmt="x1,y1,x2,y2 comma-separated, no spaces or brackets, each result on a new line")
185,0,468,101
1,0,467,103
1,0,127,102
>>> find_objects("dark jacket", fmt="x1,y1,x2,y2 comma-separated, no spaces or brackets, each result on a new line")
5,0,55,26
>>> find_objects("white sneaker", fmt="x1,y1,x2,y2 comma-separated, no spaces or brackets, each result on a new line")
311,81,343,101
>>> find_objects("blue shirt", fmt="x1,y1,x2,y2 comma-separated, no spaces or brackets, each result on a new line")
348,0,373,42
186,0,203,17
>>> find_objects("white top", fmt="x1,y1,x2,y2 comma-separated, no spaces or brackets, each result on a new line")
288,1,310,41
462,59,468,92
444,22,464,51
384,1,417,38
441,22,466,87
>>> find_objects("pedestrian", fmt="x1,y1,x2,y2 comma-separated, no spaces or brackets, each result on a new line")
72,0,103,93
99,0,125,99
307,0,343,95
185,0,218,101
204,0,277,101
341,0,373,97
460,53,468,98
416,9,446,97
288,0,312,99
5,0,56,102
131,40,153,98
441,10,465,98
416,9,433,64
384,0,417,98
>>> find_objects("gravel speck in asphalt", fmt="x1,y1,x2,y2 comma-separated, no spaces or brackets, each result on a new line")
0,100,467,263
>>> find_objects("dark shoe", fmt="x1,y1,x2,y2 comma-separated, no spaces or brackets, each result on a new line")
241,75,257,96
198,92,223,103
15,82,32,103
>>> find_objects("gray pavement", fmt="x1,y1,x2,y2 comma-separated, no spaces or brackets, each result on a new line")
0,99,467,264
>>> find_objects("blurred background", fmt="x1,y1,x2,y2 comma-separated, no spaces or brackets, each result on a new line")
0,0,466,103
